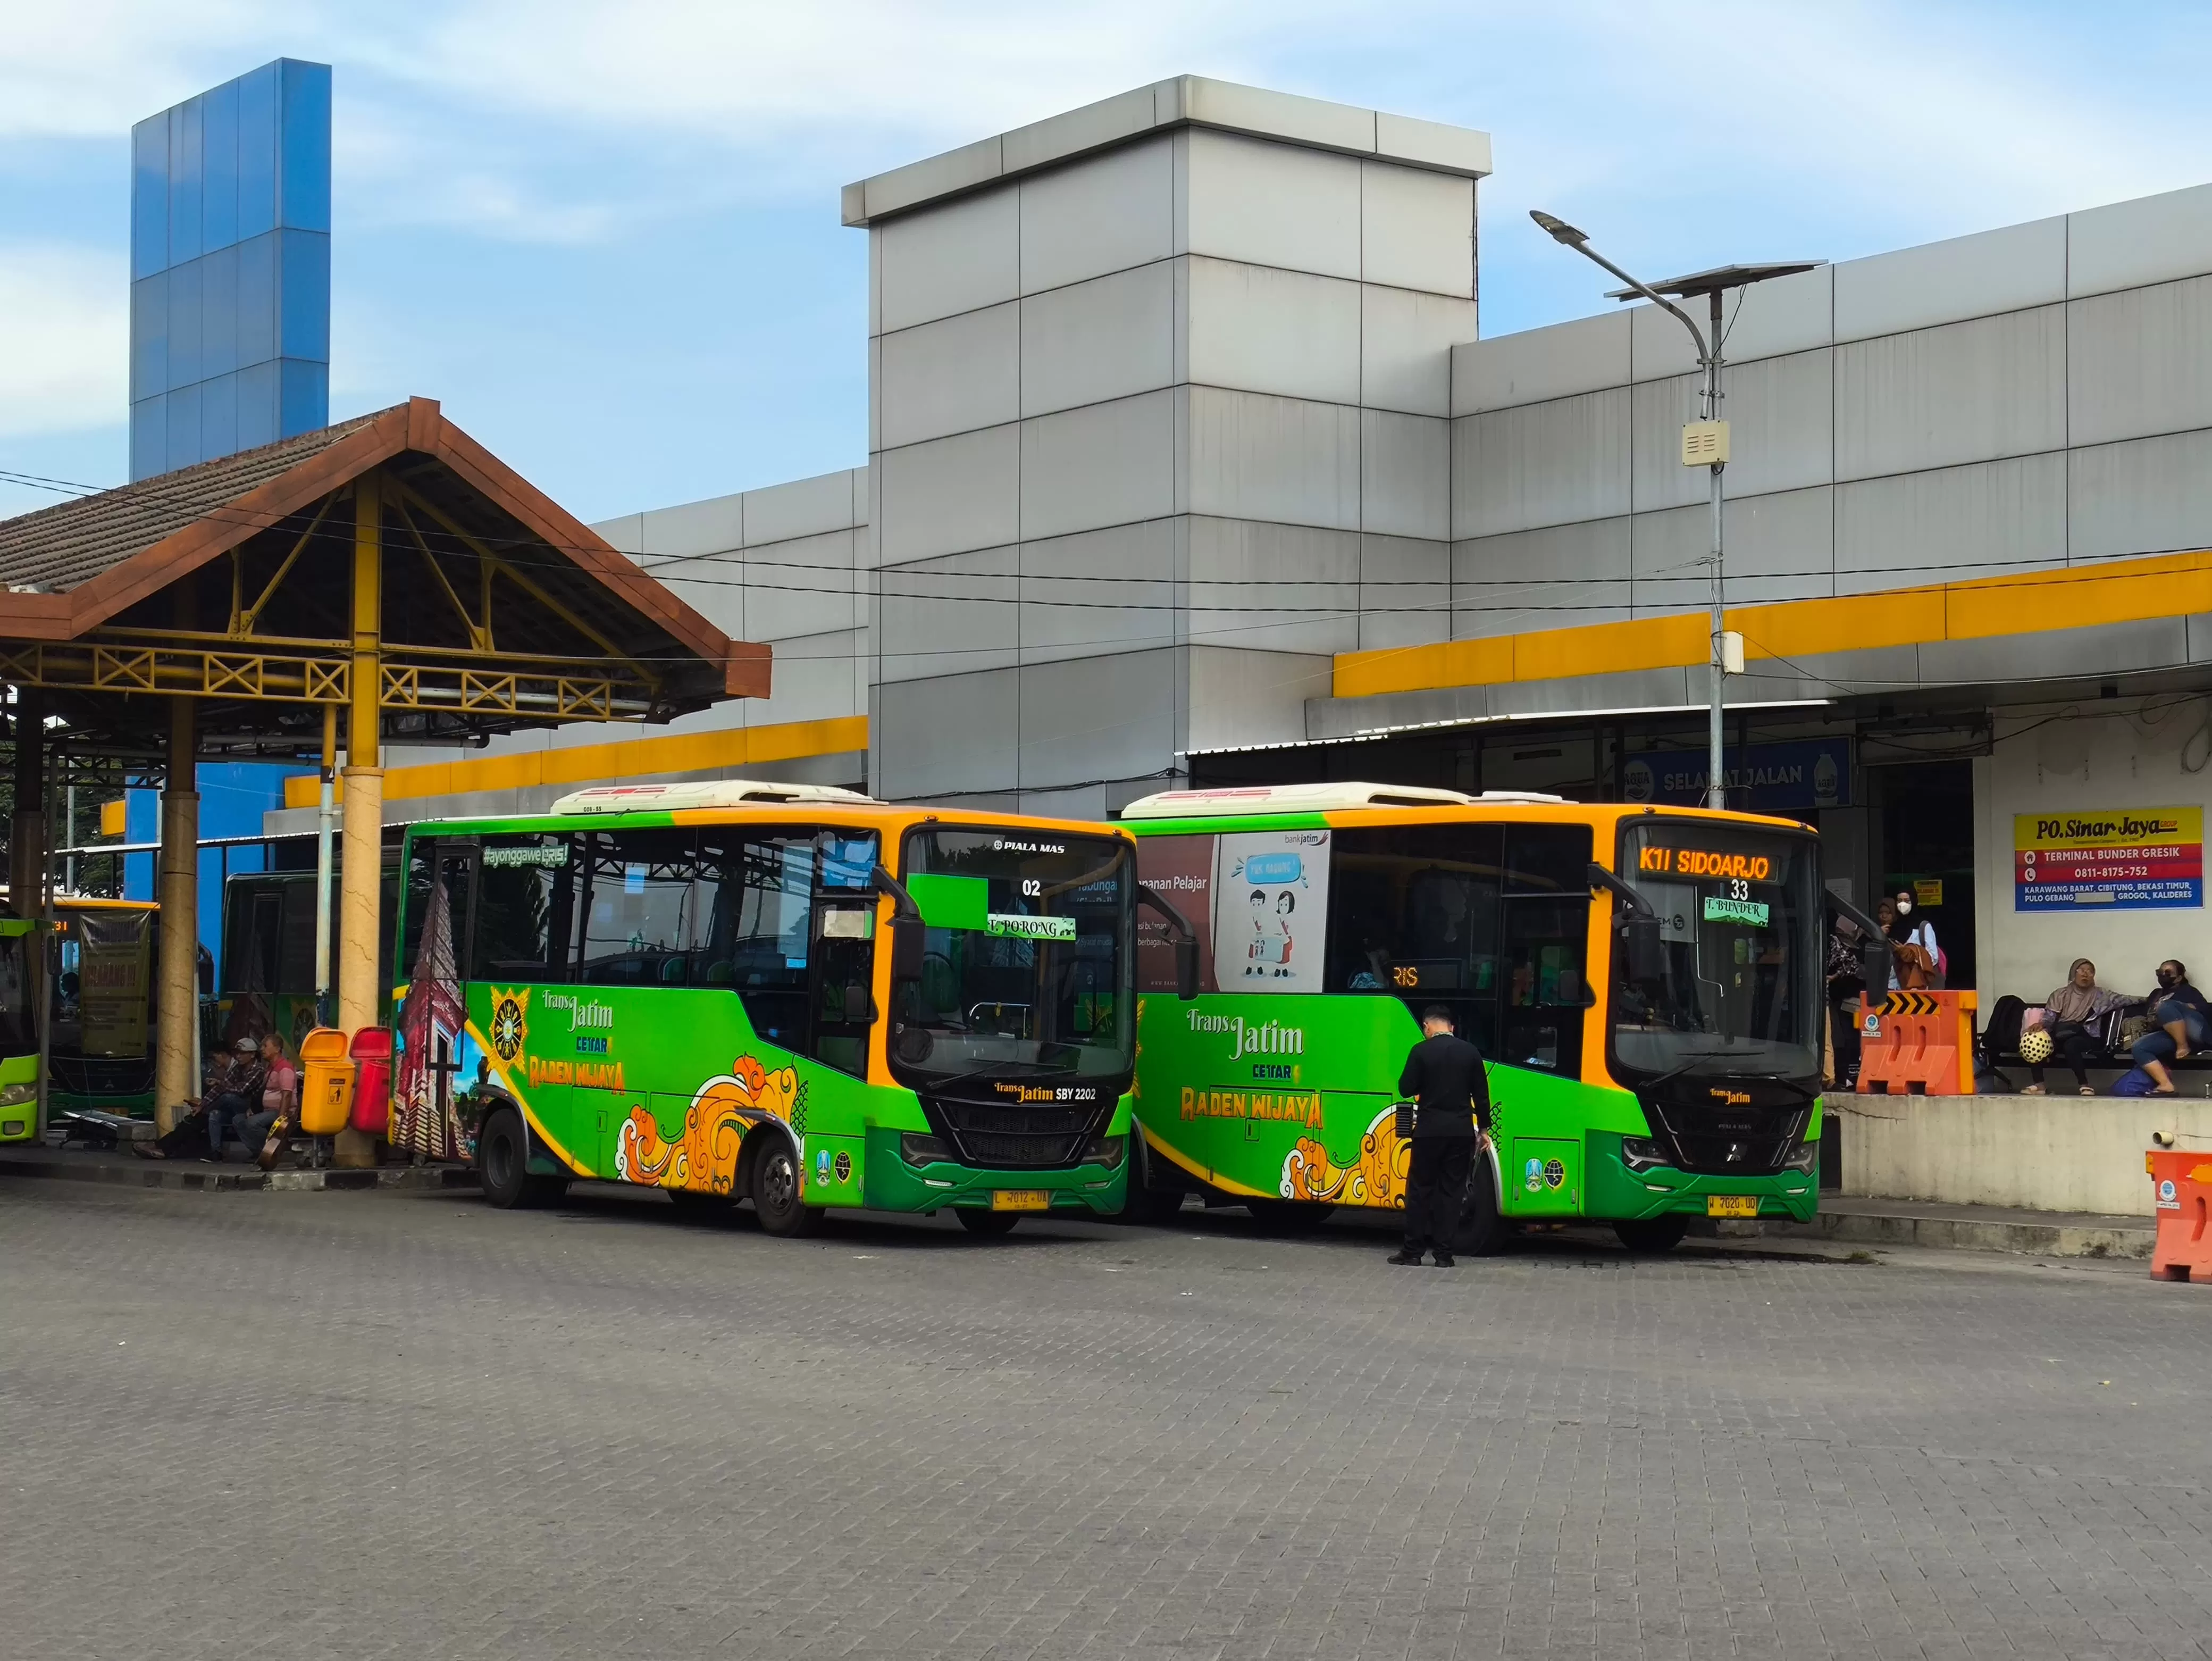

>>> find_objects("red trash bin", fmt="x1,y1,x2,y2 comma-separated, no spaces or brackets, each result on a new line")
349,1026,393,1136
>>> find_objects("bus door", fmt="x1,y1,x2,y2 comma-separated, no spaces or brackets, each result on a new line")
808,833,881,1079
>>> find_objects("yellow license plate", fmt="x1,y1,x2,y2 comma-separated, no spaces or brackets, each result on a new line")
992,1189,1050,1212
1707,1195,1760,1218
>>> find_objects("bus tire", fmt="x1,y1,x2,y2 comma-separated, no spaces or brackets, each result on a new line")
1614,1216,1689,1254
1456,1151,1509,1256
1114,1133,1187,1226
750,1134,823,1238
956,1208,1020,1237
477,1108,534,1210
1244,1199,1334,1234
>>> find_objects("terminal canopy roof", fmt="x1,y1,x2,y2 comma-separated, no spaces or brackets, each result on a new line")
0,398,767,758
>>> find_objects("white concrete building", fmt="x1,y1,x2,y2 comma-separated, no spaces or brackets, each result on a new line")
271,74,2212,1005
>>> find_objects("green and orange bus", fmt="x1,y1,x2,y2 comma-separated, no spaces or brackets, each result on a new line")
1120,783,1832,1251
389,780,1164,1236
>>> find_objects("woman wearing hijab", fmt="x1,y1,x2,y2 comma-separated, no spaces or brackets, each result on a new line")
2026,958,2118,1095
1884,890,1938,990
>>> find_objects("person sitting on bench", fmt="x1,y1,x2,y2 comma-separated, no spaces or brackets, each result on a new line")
2025,958,2121,1095
2133,960,2211,1095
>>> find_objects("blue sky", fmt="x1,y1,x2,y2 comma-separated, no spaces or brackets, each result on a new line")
2,1,2208,524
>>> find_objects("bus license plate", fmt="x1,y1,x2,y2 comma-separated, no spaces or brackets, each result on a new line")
992,1189,1050,1212
1707,1195,1759,1218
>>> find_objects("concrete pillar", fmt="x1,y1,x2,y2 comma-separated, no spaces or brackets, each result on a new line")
334,475,384,1168
153,697,198,1133
9,689,45,921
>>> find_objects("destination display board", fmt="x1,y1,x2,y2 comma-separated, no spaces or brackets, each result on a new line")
2014,806,2203,911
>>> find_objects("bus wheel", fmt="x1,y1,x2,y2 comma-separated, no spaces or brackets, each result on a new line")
751,1138,823,1238
477,1109,536,1210
1115,1135,1187,1226
1244,1199,1334,1234
956,1208,1020,1237
1614,1217,1689,1254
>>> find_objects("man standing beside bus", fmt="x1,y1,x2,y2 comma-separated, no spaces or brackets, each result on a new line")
1390,1005,1489,1267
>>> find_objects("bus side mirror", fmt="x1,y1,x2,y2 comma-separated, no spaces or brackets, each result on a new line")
1138,882,1201,1003
872,863,926,983
1863,939,1890,995
1622,916,1665,983
890,917,925,982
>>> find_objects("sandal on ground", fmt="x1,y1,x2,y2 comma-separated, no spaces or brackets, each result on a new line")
2079,1086,2096,1096
131,1142,165,1159
2021,1083,2045,1095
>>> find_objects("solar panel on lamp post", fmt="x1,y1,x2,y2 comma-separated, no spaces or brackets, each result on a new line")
1530,211,1820,810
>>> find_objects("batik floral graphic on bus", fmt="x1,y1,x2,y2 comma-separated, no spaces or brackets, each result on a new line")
615,1054,802,1196
393,871,469,1162
1280,1105,1410,1208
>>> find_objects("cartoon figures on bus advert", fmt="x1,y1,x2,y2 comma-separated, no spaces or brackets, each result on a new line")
1218,831,1328,995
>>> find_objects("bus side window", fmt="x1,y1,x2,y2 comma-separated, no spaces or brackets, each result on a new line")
1498,823,1593,1073
1324,823,1502,1054
1133,834,1216,995
699,829,816,1049
473,834,567,983
574,829,697,987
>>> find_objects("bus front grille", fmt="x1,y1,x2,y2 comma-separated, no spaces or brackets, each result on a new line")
929,1099,1105,1169
1641,1100,1809,1178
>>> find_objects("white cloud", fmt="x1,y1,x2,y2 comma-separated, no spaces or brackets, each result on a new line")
0,244,128,437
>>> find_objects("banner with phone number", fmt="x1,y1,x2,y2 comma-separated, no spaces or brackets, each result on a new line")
2014,806,2203,911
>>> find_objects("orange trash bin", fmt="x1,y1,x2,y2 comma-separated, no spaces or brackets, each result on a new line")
2148,1149,2212,1282
297,1028,356,1137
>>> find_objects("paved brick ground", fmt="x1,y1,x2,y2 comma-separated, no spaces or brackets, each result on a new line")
2,1179,2207,1661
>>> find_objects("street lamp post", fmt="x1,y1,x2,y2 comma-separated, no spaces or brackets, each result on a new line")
1530,211,1817,809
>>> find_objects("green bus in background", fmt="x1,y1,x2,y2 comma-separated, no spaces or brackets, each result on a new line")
0,917,34,1141
1119,783,1831,1251
389,780,1153,1237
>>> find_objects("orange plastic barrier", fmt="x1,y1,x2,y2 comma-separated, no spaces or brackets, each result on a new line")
2148,1149,2212,1282
1856,990,1980,1095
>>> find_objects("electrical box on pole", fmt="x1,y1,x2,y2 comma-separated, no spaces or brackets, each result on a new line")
1681,420,1730,466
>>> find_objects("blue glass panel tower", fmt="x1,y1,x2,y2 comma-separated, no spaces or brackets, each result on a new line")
129,59,331,481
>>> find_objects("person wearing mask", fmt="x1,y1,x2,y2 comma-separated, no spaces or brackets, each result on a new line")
1886,889,1939,990
2025,958,2121,1095
1389,1006,1489,1268
2133,959,2211,1094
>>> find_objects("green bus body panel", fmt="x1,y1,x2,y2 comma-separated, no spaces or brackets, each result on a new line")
1126,810,1823,1226
450,978,1126,1216
1137,989,1819,1223
0,1050,35,1142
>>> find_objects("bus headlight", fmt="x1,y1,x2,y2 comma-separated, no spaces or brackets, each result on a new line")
1620,1136,1669,1173
1082,1134,1126,1169
1783,1136,1820,1173
0,1083,32,1109
899,1133,954,1166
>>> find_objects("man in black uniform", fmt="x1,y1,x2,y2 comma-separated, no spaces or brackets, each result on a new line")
1389,1005,1489,1267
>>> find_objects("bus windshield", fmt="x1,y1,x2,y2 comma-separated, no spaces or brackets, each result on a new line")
894,828,1132,1088
1611,819,1822,1085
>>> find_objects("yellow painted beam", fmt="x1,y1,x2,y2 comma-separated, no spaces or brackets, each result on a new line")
284,714,870,810
1333,547,2212,699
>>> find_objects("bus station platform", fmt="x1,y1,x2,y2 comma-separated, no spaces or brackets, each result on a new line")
0,1142,477,1195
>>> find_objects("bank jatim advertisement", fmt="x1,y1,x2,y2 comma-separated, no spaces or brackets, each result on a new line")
2013,806,2203,911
